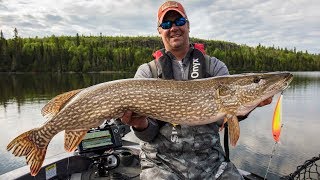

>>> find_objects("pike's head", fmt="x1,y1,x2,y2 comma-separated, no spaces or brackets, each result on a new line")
217,72,293,116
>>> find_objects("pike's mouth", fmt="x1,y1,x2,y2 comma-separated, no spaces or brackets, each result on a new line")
267,73,293,92
281,73,294,91
237,73,293,116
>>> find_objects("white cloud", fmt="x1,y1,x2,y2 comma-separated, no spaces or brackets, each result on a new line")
0,0,319,53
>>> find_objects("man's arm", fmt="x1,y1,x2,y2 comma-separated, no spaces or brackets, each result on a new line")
207,56,230,76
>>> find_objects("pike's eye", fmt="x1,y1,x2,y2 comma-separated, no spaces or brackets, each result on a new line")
253,77,261,83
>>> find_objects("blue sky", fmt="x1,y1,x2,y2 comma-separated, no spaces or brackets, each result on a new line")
0,0,319,54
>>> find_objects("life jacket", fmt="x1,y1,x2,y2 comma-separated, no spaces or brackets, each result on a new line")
148,43,210,80
147,44,232,162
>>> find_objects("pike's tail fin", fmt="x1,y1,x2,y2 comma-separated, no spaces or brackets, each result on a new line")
7,128,48,176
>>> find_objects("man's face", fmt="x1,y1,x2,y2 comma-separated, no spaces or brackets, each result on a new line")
158,11,190,51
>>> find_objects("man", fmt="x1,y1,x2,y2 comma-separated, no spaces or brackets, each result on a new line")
121,1,272,179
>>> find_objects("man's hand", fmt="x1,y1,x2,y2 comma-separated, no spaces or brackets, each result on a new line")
257,97,273,107
121,111,148,131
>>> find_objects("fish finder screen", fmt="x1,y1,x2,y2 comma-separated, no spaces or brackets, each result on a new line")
81,130,113,150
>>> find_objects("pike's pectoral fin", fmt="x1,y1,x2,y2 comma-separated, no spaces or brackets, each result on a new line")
224,114,240,147
7,128,48,176
219,118,228,131
64,129,88,152
41,89,82,119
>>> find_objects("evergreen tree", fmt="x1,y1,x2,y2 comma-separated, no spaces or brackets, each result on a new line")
0,32,319,72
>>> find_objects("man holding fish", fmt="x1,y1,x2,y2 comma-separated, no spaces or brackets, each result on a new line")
7,1,293,178
121,1,273,179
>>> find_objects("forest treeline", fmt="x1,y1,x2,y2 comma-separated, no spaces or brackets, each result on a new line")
0,28,319,72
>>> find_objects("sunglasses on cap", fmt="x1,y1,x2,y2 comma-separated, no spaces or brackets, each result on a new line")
159,17,188,29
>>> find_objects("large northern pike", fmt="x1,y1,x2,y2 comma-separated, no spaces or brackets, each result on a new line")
7,72,293,176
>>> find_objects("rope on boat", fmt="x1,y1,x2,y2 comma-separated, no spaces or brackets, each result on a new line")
281,154,320,180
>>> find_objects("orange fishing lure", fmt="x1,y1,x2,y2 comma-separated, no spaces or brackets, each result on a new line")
272,94,283,142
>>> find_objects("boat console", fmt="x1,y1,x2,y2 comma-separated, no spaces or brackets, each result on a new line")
72,120,141,179
78,122,123,155
1,119,141,180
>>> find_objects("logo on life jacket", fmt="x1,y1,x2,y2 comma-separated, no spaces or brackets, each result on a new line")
191,58,201,79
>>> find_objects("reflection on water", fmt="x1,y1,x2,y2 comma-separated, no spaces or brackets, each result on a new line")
0,73,133,107
0,72,319,179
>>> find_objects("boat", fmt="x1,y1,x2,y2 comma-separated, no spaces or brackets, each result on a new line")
1,120,318,180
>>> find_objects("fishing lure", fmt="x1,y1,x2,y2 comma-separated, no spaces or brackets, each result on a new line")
265,93,284,179
272,93,283,142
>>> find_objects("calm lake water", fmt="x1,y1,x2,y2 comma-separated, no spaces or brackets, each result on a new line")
0,72,319,179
